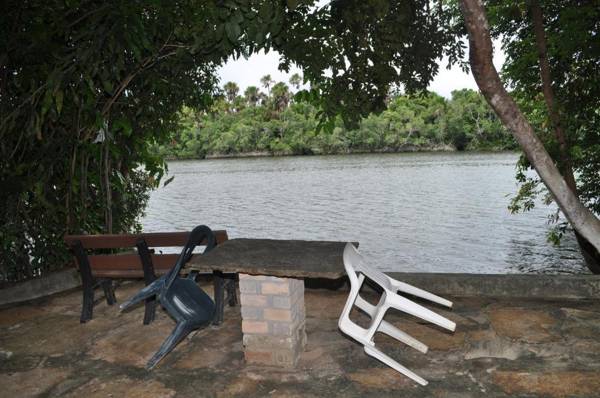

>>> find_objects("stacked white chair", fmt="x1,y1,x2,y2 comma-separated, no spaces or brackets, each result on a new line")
338,243,456,386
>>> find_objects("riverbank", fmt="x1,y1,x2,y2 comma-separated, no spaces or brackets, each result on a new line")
163,145,513,161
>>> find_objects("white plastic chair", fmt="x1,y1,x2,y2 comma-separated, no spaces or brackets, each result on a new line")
338,243,456,386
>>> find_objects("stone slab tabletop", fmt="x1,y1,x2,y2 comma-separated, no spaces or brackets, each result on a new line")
187,238,355,279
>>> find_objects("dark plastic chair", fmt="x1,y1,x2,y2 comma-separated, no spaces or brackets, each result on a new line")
119,225,217,369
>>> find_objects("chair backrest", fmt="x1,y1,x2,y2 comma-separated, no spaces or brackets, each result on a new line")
343,243,393,291
164,225,216,290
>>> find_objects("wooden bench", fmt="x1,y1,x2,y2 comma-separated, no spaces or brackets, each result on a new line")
64,230,232,324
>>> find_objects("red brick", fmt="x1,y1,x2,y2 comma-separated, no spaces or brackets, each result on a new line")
240,294,268,307
261,282,289,295
242,320,269,334
264,308,292,321
239,280,258,294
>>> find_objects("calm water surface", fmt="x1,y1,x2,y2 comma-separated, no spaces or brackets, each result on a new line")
142,152,587,274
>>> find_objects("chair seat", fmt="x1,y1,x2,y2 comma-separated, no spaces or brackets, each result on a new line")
162,278,216,323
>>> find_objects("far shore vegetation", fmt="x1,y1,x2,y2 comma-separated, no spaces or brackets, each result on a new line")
155,78,516,160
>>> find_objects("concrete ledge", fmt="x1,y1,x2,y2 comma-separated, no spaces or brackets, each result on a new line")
1,270,598,308
0,268,81,307
387,273,600,300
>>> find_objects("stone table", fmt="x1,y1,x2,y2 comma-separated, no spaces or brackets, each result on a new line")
187,238,353,367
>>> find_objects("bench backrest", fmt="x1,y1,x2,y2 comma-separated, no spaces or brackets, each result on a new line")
64,230,228,278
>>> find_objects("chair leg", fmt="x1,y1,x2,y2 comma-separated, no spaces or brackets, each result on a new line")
355,295,427,353
388,294,456,332
392,280,453,308
354,296,428,354
143,298,157,325
364,345,428,386
146,320,195,369
119,277,165,311
378,321,428,353
101,279,116,305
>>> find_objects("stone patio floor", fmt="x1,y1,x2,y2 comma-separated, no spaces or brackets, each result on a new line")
1,280,599,397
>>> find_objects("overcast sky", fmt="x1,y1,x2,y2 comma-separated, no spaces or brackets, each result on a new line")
217,44,505,99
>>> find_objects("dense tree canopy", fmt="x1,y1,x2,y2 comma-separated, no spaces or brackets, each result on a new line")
1,0,460,282
158,83,513,159
3,0,598,281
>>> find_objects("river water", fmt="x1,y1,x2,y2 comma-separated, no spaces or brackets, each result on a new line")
142,152,587,274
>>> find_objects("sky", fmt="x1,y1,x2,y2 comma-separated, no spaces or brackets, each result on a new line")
217,44,506,99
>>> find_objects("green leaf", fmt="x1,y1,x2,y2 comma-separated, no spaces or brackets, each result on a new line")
41,90,53,116
225,22,241,42
55,89,64,114
102,79,113,93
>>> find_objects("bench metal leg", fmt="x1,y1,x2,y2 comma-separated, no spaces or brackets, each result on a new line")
137,238,157,325
72,240,95,323
101,279,116,305
213,271,225,325
212,272,238,325
226,276,238,307
81,282,94,323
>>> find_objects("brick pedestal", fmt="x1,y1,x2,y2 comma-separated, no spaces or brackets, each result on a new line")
239,273,306,367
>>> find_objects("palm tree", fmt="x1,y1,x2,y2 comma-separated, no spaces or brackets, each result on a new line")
244,86,260,106
271,82,291,112
223,81,239,103
260,74,273,94
289,73,302,91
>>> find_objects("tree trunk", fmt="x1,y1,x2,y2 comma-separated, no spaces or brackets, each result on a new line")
458,0,600,261
529,0,600,273
529,0,576,191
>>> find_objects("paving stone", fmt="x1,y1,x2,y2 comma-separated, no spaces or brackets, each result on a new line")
173,347,232,369
2,281,600,397
464,329,524,360
63,376,176,398
560,307,600,340
216,376,259,398
488,307,559,343
0,306,47,327
0,367,71,397
87,313,178,367
492,370,600,398
384,321,466,351
0,313,118,356
346,367,417,390
299,347,343,377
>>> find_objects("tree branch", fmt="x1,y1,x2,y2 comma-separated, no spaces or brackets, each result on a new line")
459,0,600,252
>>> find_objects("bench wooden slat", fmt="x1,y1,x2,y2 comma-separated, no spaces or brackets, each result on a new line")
87,253,187,270
64,230,228,249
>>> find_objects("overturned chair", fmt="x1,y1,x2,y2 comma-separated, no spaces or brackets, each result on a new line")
120,225,228,369
338,243,456,386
